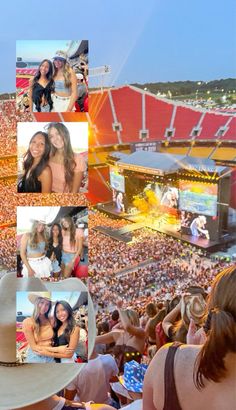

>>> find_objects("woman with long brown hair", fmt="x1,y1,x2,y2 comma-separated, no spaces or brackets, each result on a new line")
60,216,83,278
51,50,78,112
17,131,52,193
143,265,236,410
47,122,86,193
28,59,54,112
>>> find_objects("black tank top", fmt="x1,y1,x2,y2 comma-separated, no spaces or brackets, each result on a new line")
32,81,53,112
54,332,68,363
163,342,182,410
17,176,42,193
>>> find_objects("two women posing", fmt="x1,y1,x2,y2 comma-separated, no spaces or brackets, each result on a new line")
18,122,86,193
22,293,80,363
29,51,78,113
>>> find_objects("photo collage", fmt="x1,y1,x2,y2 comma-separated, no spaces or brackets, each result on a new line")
0,13,236,410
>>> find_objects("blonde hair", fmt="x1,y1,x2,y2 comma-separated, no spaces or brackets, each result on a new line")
28,221,48,249
53,60,72,89
126,309,140,327
32,297,52,336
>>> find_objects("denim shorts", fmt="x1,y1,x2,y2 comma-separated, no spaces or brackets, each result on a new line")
51,259,61,273
26,348,54,363
61,252,76,266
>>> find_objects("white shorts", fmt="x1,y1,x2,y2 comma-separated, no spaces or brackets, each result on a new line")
22,256,52,278
51,94,72,112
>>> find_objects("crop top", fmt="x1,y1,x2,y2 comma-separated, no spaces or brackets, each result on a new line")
54,80,71,93
49,153,86,193
32,82,53,112
26,241,46,255
62,229,82,253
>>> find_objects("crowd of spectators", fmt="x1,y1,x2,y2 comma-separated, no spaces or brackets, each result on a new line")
89,210,233,317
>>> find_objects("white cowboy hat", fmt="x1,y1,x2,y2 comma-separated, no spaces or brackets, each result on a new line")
53,50,68,61
0,273,95,410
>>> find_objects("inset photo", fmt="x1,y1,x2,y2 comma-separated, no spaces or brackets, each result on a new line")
17,122,88,193
16,291,88,363
16,40,88,113
17,206,88,280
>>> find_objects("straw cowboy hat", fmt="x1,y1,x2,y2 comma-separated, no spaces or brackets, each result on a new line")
0,273,95,410
181,293,206,326
27,291,55,305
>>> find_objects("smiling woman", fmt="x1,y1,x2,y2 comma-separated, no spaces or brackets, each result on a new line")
47,122,86,193
28,59,54,112
17,131,52,193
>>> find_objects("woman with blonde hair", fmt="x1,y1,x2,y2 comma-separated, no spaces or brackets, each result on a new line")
95,300,146,372
143,265,236,410
47,122,86,193
22,293,55,363
20,219,52,278
51,50,78,112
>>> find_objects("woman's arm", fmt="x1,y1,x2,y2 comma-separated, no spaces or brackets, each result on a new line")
118,308,145,338
20,234,36,277
71,171,83,193
28,79,33,112
162,302,181,337
22,318,38,350
38,166,52,193
95,331,117,345
66,69,78,112
36,327,80,358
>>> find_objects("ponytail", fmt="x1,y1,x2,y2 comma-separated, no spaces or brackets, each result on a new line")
194,308,236,389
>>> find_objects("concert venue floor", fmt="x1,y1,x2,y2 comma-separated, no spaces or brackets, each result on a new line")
96,202,234,251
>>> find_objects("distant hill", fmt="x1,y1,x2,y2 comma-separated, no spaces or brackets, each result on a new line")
131,79,236,97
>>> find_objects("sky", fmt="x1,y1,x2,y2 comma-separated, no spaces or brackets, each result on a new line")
16,41,79,61
17,122,88,150
16,291,82,315
0,0,235,92
17,206,60,232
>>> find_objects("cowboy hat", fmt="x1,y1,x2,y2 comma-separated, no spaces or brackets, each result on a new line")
53,50,68,61
0,273,95,410
27,291,55,305
181,293,206,326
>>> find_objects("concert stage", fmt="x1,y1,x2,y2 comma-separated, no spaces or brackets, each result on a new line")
96,202,233,251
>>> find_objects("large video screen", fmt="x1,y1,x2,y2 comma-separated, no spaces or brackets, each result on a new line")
180,211,219,242
110,167,125,193
131,182,179,210
179,181,218,217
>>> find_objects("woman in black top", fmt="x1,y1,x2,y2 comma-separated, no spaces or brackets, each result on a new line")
29,59,54,112
46,223,63,280
52,300,80,363
17,131,52,193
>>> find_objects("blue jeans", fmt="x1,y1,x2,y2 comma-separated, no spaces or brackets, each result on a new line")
26,348,55,363
61,252,76,266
